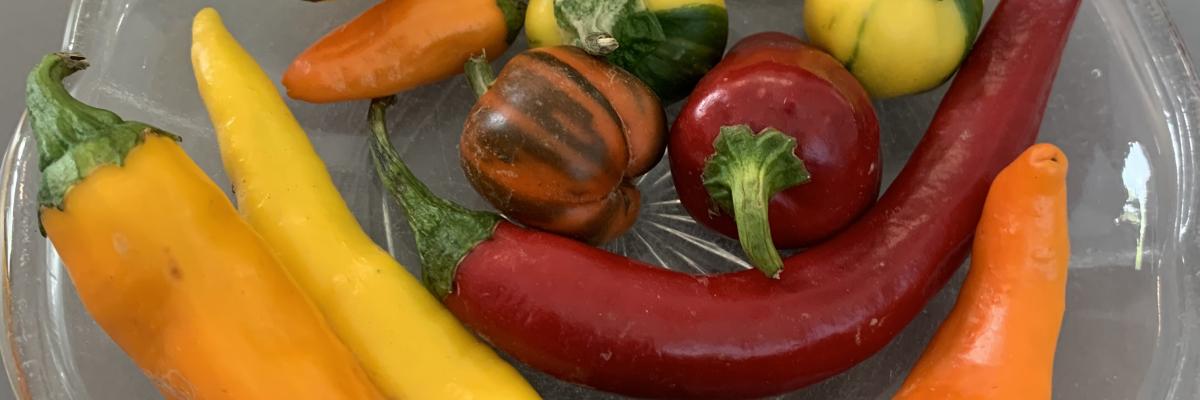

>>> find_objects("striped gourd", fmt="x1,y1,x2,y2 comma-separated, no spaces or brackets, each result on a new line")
804,0,984,99
460,46,667,244
526,0,729,103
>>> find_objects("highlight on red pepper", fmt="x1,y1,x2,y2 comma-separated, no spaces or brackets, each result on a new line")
458,47,667,245
283,0,527,103
671,32,880,272
366,0,1081,395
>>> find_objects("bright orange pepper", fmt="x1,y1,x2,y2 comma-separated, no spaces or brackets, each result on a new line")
283,0,525,103
30,53,385,400
894,143,1071,400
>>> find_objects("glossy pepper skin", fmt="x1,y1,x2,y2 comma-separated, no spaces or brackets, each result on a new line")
283,0,526,103
370,0,1082,397
460,46,667,244
671,32,881,252
191,9,540,400
896,144,1070,400
31,53,384,400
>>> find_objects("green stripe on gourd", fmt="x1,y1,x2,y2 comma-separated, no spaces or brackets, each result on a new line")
954,0,984,52
804,0,983,99
611,5,728,102
839,0,884,72
527,0,728,103
496,0,531,43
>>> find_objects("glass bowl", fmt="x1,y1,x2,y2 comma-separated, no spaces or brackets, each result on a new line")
2,0,1198,398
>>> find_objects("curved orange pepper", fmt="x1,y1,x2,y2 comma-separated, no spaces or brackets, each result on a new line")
31,53,384,400
895,143,1070,400
283,0,520,103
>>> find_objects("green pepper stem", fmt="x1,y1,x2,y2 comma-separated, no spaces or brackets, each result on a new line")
27,53,174,211
29,53,112,169
702,125,811,278
464,54,496,99
729,169,784,277
367,98,500,298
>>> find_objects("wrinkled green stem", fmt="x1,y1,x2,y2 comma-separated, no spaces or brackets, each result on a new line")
703,125,811,278
30,53,116,170
367,98,500,298
465,55,496,99
581,33,620,55
729,169,784,277
554,0,663,56
27,53,172,211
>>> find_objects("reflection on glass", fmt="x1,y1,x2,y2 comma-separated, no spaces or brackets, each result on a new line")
1119,141,1151,270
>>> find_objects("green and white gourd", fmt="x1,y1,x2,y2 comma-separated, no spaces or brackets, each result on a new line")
804,0,984,99
526,0,729,103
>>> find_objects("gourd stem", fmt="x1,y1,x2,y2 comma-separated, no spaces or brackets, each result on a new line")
582,33,620,55
465,55,497,99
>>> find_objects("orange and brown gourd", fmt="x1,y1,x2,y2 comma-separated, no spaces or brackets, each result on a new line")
461,47,667,244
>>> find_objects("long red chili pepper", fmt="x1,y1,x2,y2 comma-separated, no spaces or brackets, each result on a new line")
368,0,1082,397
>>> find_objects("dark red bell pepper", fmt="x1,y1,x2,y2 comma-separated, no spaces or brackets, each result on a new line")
368,0,1082,397
670,33,881,276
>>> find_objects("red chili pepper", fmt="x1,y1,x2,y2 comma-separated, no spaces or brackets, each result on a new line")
670,32,880,276
368,0,1081,397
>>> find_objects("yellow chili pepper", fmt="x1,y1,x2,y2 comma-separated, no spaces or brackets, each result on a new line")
190,8,540,400
30,53,384,400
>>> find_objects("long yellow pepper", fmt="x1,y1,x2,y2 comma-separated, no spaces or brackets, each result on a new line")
190,8,540,399
31,53,384,400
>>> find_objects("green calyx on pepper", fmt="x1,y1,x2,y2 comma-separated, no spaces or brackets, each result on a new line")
27,53,177,211
702,125,811,278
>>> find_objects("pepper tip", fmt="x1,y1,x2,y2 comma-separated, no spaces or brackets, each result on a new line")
193,7,223,36
1022,143,1068,180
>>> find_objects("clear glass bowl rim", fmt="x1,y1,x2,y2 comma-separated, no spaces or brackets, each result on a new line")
0,0,1197,398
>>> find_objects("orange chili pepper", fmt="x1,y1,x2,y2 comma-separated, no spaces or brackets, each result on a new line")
283,0,526,103
894,143,1070,400
29,53,385,400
